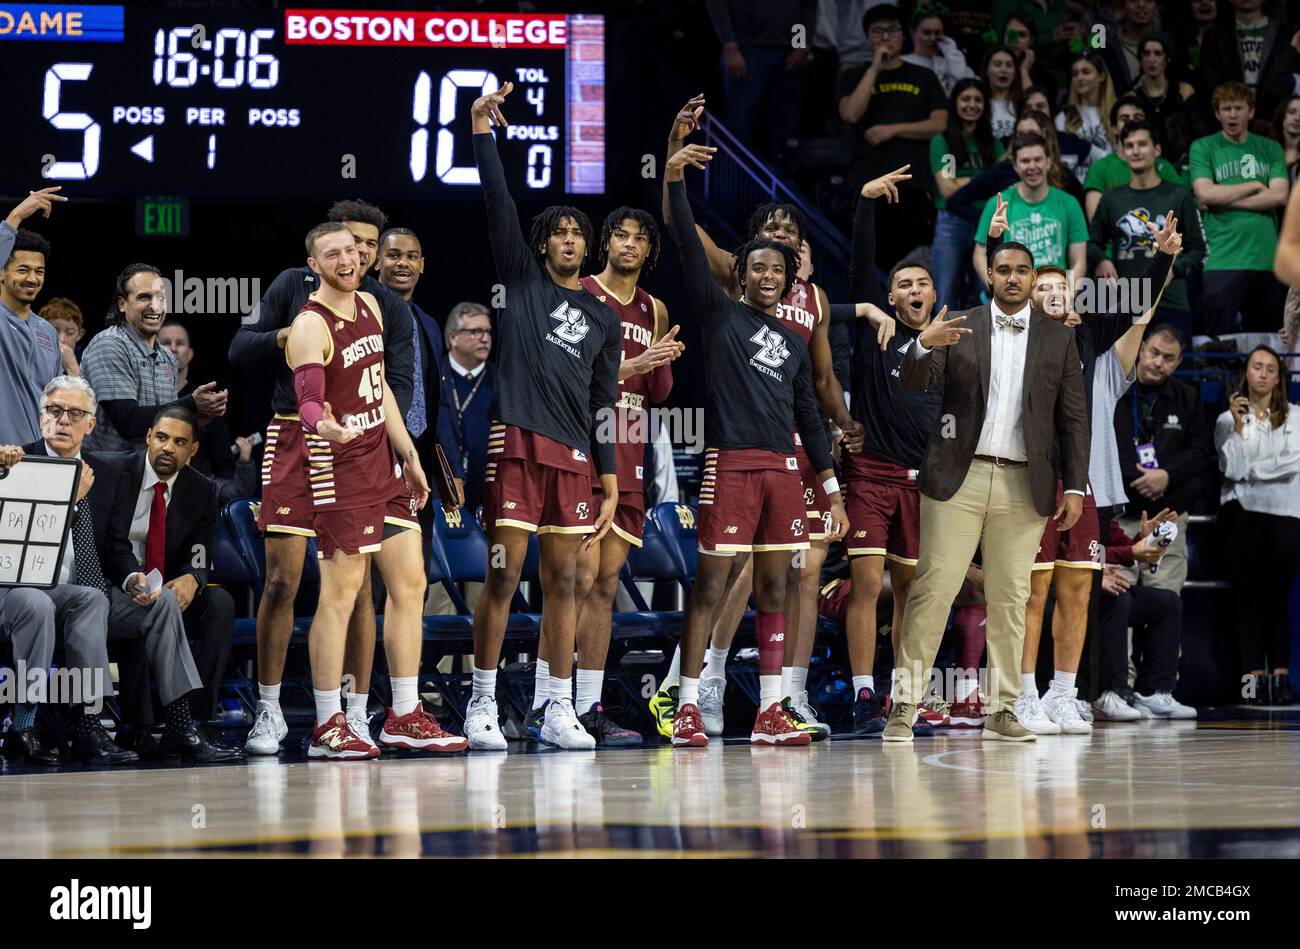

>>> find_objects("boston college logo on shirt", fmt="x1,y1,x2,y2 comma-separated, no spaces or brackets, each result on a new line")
749,325,790,370
549,301,590,344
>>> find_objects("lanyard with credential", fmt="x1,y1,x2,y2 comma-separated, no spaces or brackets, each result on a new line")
453,369,486,422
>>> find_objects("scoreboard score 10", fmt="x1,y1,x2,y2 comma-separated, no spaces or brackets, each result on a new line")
3,8,606,198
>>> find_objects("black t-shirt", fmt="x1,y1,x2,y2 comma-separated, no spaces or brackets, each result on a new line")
666,180,833,472
838,61,945,185
473,132,622,475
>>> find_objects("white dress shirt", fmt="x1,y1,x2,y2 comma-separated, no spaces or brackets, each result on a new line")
975,301,1031,461
129,464,179,569
1214,404,1300,519
448,353,484,379
51,443,81,586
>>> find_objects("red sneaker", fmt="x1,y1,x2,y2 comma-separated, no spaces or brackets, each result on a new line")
919,699,951,728
672,704,709,747
309,712,380,760
949,693,988,728
751,702,812,746
379,705,468,753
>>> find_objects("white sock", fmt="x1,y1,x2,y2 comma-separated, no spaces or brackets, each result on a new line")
955,677,978,700
679,675,699,707
663,645,682,690
391,676,418,716
472,665,496,700
258,682,282,714
791,666,808,697
760,674,782,710
345,691,368,718
1051,670,1077,694
548,675,572,705
533,658,550,710
1020,673,1038,696
313,688,341,727
576,668,603,712
780,665,794,699
703,645,729,681
853,675,875,695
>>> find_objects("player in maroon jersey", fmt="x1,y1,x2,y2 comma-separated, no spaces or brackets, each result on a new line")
519,208,684,746
654,95,864,739
286,222,466,760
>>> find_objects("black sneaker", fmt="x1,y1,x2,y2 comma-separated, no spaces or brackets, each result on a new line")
852,688,885,737
578,703,643,747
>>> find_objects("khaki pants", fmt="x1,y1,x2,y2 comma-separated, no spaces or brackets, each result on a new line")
1117,512,1189,593
895,461,1047,712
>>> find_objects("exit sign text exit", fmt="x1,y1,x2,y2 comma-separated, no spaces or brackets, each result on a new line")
136,196,188,237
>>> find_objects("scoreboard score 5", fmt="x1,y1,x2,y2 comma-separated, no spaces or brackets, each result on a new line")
3,8,606,198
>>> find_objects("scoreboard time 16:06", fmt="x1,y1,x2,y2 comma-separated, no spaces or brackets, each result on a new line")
3,8,606,198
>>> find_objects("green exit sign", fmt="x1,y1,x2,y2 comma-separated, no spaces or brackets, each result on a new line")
136,196,189,237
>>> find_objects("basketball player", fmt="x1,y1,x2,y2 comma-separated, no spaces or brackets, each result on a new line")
525,208,684,745
463,83,623,752
231,199,417,756
651,96,861,740
989,197,1181,734
287,222,465,759
841,167,951,736
664,141,847,748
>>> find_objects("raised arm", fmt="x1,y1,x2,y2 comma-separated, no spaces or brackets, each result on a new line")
660,96,738,295
851,166,912,308
665,146,730,324
471,82,537,288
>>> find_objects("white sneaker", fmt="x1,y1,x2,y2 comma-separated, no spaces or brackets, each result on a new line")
347,708,378,749
540,697,596,750
465,694,508,751
1014,690,1061,734
1133,691,1197,719
791,692,832,738
1040,687,1092,734
1123,691,1154,719
698,676,726,737
244,703,288,755
1074,698,1094,723
1092,689,1141,722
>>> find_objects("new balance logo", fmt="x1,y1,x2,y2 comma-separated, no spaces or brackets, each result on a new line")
363,526,375,535
725,526,738,534
276,506,291,515
854,531,866,538
504,501,517,509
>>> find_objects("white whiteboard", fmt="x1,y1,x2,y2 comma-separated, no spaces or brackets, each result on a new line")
0,456,79,589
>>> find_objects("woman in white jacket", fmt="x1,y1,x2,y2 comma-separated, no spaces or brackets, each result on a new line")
1214,346,1300,706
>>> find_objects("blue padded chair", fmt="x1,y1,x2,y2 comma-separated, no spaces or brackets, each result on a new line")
650,501,699,593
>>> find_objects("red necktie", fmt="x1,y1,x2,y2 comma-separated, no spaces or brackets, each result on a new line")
145,481,167,577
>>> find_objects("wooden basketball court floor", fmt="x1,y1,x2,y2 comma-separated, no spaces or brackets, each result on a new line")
2,708,1297,858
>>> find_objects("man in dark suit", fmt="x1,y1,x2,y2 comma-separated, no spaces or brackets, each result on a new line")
102,404,239,761
0,376,135,765
884,239,1091,742
438,301,495,513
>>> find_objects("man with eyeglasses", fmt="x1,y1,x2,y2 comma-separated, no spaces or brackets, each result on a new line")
438,302,495,514
838,3,947,270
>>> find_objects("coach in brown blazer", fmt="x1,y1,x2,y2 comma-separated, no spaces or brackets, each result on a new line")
883,239,1090,742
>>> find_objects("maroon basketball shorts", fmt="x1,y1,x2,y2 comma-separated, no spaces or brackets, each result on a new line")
795,440,830,541
483,459,596,536
696,449,810,556
1035,481,1102,570
843,451,922,565
592,484,646,547
257,414,315,537
314,492,420,560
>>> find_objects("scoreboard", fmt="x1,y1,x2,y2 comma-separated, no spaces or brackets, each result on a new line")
1,6,606,198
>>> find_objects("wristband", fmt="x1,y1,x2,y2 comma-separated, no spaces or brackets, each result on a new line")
822,476,840,496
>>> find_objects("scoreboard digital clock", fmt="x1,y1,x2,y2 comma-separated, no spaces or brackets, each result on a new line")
2,7,606,198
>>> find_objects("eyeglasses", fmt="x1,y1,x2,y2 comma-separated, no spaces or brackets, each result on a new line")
456,327,492,339
869,26,903,37
42,405,90,422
